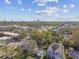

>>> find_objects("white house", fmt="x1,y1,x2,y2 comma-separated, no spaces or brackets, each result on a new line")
0,36,11,47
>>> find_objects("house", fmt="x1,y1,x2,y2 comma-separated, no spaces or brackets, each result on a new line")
0,36,11,47
62,35,72,40
0,26,14,31
52,27,61,33
15,26,30,31
0,32,20,37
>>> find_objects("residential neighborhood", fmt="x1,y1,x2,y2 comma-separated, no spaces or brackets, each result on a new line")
0,22,79,59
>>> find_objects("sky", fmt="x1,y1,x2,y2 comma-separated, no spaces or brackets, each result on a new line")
0,0,79,21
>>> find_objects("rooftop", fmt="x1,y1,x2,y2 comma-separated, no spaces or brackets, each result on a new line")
0,36,11,40
0,32,20,37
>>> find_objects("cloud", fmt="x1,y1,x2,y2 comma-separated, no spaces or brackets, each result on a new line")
37,3,46,6
20,8,25,11
70,4,75,8
4,0,23,5
33,0,59,6
33,0,59,3
63,5,68,8
35,7,60,16
5,0,11,4
6,7,16,10
17,0,22,5
28,9,32,12
35,7,69,16
63,4,75,9
62,9,69,13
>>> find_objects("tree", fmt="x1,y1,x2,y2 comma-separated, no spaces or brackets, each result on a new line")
72,29,79,44
31,30,52,48
26,56,34,59
19,31,28,39
52,31,62,43
0,32,4,37
72,29,79,51
42,30,52,48
19,40,38,56
63,40,72,49
4,43,22,59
